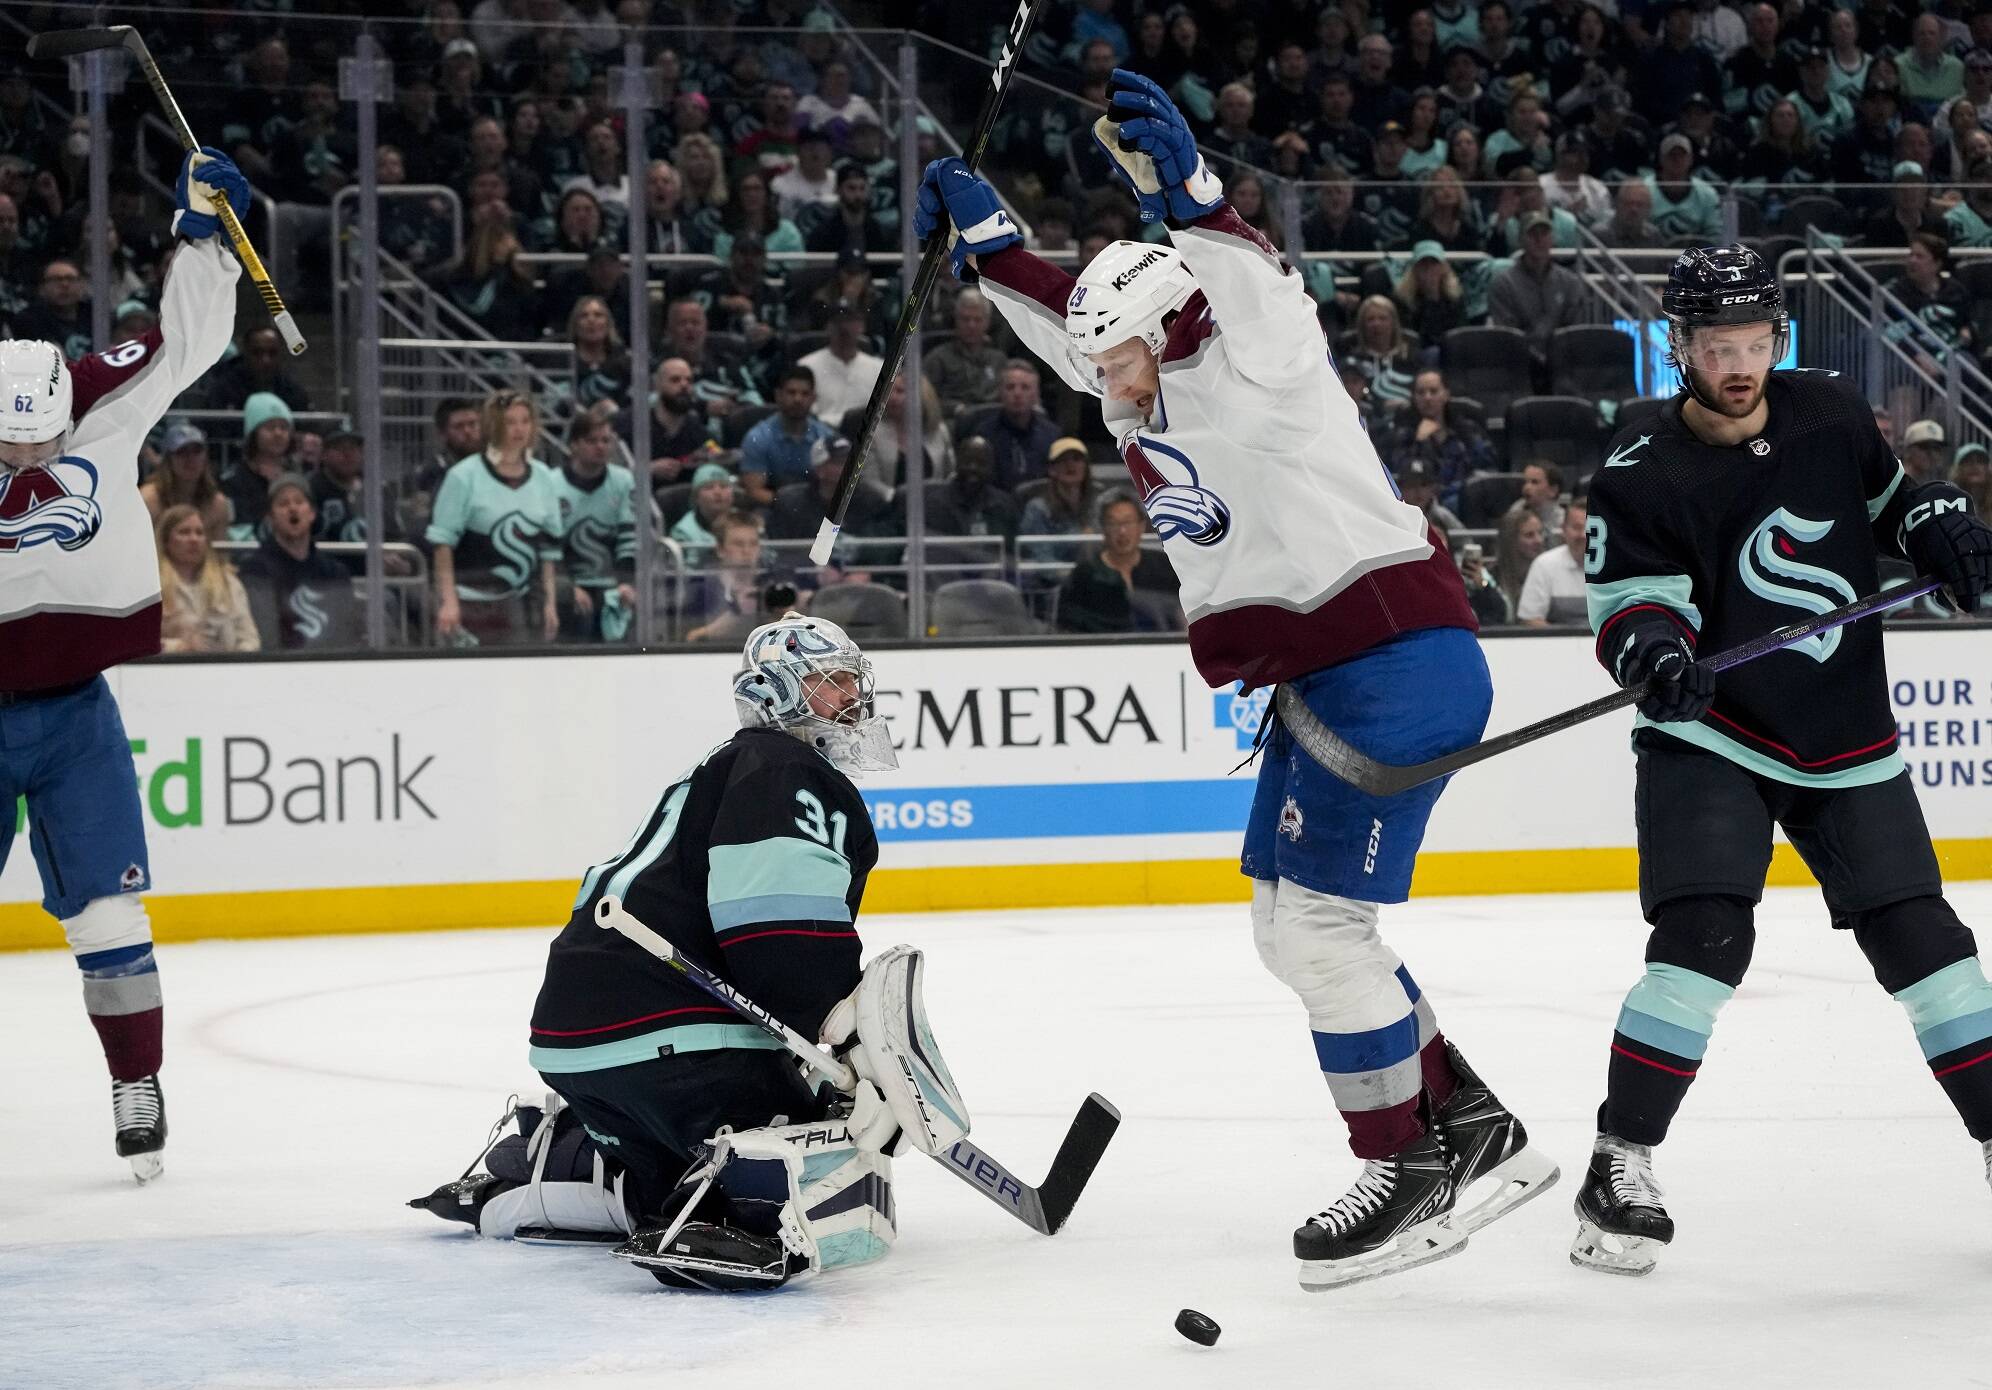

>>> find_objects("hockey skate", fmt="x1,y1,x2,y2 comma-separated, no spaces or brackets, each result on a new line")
1569,1134,1674,1276
112,1074,166,1183
1294,1129,1466,1291
1432,1041,1560,1235
613,1220,805,1291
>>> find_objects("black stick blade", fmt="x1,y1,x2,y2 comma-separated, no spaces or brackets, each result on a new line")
1033,1093,1122,1235
26,27,131,59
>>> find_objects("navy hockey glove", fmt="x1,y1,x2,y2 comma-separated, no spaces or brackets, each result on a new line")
914,158,1020,279
173,147,250,241
1901,482,1992,613
1615,627,1714,723
1105,69,1224,223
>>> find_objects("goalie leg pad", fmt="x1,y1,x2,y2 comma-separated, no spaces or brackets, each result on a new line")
720,1117,897,1271
475,1094,635,1239
851,945,971,1154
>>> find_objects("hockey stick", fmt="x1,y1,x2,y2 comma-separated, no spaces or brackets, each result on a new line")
28,25,306,355
808,0,1047,566
1275,577,1943,798
595,896,1119,1235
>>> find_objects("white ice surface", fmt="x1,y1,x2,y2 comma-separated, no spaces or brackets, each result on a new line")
4,887,1992,1390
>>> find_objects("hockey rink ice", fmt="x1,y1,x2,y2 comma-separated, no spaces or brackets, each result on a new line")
5,886,1992,1390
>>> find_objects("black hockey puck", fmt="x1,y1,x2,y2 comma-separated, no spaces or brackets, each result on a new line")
1174,1309,1220,1346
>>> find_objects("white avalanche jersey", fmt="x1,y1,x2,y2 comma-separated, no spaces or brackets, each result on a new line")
978,208,1473,689
0,237,241,692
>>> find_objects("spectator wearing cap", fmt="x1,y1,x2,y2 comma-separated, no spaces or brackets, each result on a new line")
1833,80,1906,191
1489,213,1590,364
1056,494,1182,634
234,475,360,650
956,360,1061,491
156,503,260,654
110,300,157,348
200,325,315,424
1360,122,1420,246
740,364,835,507
770,129,838,222
1393,459,1467,550
1902,13,1965,118
1019,437,1107,569
310,424,411,570
797,60,882,151
1868,161,1950,247
1902,419,1952,484
1540,131,1611,225
1437,45,1502,138
671,461,740,550
622,357,717,485
1592,179,1666,249
224,393,300,539
799,301,885,425
709,170,804,261
1300,74,1375,177
1386,369,1495,511
1518,491,1591,627
1481,89,1553,178
1584,85,1651,185
1952,441,1991,515
767,433,894,544
1792,46,1856,144
1635,3,1724,125
1206,84,1274,178
1646,133,1724,242
1724,3,1798,121
802,161,896,258
141,422,232,543
1885,231,1972,361
1669,91,1744,179
1393,242,1467,344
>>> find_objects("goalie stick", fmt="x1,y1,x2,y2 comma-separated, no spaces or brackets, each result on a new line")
595,896,1119,1235
1275,577,1943,798
26,24,306,354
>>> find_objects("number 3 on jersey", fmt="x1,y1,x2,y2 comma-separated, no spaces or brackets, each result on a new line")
794,788,849,857
1585,514,1608,575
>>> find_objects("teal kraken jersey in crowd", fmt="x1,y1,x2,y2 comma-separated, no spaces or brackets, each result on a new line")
425,454,563,601
549,462,637,590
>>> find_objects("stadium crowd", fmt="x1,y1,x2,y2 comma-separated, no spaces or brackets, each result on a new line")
3,0,1991,647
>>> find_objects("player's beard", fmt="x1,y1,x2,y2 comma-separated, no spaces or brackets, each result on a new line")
1691,368,1766,419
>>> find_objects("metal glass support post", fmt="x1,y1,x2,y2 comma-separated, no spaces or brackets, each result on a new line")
340,36,394,649
73,49,123,352
614,41,658,645
899,38,926,639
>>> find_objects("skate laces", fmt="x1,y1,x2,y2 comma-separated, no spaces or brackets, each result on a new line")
1307,1160,1396,1234
112,1077,162,1132
1601,1140,1664,1209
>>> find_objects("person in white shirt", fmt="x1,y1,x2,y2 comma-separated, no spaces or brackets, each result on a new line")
798,301,883,424
770,130,838,221
1539,132,1612,226
1517,494,1590,626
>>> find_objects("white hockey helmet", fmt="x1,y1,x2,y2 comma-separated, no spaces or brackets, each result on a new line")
0,339,72,463
734,611,898,776
1064,240,1198,361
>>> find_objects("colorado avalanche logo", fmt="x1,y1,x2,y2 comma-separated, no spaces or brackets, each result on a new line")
0,456,102,553
1737,507,1858,663
1123,434,1231,547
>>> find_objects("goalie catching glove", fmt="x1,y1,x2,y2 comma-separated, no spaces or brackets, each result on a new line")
1095,68,1224,224
819,945,971,1155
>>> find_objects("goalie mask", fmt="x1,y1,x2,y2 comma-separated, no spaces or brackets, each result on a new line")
0,339,72,470
734,611,898,776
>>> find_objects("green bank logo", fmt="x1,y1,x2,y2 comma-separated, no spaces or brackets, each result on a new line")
13,734,436,834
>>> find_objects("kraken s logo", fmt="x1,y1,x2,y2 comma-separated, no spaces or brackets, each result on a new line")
0,456,103,553
288,585,329,640
569,516,615,578
1737,508,1858,662
490,510,543,588
1124,434,1231,547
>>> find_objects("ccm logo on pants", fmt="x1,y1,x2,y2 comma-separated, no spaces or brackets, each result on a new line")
1364,818,1383,875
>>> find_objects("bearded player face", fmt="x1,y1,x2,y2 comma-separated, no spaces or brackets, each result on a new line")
1681,322,1778,418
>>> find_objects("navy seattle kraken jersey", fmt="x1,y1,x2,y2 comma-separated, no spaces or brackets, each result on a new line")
1586,370,1922,787
529,728,877,1074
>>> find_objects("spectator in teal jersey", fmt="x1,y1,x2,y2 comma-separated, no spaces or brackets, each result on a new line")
428,389,563,646
1944,158,1992,246
1644,133,1723,242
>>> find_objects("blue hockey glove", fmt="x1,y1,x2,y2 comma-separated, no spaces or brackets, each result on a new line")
1901,482,1992,613
1614,626,1714,723
1105,68,1224,223
914,157,1020,279
173,147,250,241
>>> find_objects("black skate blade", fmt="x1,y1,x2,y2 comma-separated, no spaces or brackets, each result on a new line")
516,1225,626,1247
613,1222,797,1291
